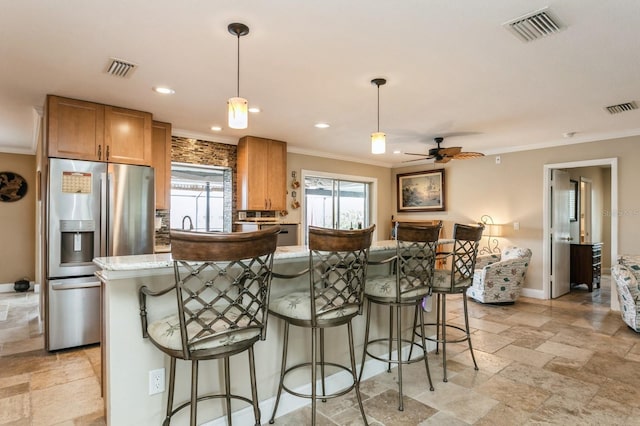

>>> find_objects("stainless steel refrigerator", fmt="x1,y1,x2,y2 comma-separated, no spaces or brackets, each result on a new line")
46,158,155,351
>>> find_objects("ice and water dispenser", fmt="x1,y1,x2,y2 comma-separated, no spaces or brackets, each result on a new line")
59,220,96,265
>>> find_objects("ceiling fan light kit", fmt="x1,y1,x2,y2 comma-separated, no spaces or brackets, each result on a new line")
371,78,387,154
227,23,250,130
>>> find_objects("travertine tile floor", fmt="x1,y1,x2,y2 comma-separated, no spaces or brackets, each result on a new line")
2,276,640,425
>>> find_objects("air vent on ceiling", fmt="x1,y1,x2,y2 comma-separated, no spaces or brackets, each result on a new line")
105,57,137,78
503,7,564,42
605,101,638,114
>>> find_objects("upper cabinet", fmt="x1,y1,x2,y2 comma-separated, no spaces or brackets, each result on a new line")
151,121,172,210
47,96,104,161
104,106,152,165
46,95,152,166
237,136,287,211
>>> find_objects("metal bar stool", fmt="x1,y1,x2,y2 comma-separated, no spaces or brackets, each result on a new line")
422,223,484,382
359,222,440,410
138,227,279,426
268,225,375,426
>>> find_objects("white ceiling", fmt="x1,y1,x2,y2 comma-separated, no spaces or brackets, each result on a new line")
2,0,639,167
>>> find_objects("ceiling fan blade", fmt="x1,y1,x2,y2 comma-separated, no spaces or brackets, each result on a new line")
404,152,432,157
453,152,485,160
402,157,430,163
435,157,452,164
438,147,462,156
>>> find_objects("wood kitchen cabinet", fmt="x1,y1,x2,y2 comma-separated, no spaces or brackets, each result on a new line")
46,95,152,166
47,96,105,161
151,121,172,210
237,136,287,211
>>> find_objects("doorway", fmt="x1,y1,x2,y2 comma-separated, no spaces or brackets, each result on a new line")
542,158,619,310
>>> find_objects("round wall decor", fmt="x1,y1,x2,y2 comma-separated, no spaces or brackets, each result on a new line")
0,171,28,202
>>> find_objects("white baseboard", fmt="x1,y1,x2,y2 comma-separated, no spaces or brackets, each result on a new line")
201,341,437,426
0,282,39,293
521,287,545,299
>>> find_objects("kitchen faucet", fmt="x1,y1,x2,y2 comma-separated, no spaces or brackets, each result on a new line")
182,215,194,231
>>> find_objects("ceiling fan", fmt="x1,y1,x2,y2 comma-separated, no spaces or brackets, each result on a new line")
404,137,484,163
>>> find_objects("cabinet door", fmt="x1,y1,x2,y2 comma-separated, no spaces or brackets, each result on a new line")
104,106,152,165
267,140,287,210
151,121,172,210
47,96,104,161
237,137,269,210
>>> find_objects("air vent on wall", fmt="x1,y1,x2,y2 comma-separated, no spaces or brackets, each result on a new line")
503,7,564,42
105,57,137,78
605,101,637,115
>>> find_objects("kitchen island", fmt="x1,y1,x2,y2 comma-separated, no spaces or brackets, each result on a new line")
95,240,432,425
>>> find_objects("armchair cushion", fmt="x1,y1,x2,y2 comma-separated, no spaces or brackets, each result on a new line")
467,246,532,303
612,261,640,332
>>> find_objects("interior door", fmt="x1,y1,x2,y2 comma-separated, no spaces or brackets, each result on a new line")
551,169,571,298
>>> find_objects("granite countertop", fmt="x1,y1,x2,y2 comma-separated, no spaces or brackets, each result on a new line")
94,240,398,272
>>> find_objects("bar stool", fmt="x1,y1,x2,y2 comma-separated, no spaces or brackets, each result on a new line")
138,227,279,426
359,222,440,410
423,223,484,382
268,225,375,426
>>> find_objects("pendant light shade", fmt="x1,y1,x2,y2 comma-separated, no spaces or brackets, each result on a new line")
228,97,248,129
228,23,250,130
371,132,386,154
371,78,387,154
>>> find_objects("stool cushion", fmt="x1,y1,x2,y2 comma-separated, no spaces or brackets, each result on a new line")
364,275,431,300
269,290,358,321
432,269,472,292
147,308,260,351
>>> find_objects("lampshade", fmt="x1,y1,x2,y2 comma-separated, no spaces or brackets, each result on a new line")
486,223,503,237
371,132,386,154
371,78,387,154
228,23,250,130
228,96,248,129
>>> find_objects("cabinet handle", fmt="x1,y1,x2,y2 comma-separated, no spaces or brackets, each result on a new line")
106,145,110,161
97,145,102,160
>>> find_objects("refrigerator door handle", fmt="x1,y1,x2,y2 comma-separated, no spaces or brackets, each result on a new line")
51,281,101,291
100,172,108,257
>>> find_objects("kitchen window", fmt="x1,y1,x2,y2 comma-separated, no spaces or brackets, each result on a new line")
170,163,232,232
302,171,377,243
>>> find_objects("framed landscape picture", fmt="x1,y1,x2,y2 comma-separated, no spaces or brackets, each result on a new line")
397,169,445,212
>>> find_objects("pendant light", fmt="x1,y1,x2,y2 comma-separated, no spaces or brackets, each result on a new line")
371,78,387,154
228,23,250,129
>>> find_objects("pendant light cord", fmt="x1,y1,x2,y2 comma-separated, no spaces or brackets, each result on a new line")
236,34,240,97
377,83,380,132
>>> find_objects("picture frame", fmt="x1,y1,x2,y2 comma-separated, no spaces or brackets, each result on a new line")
397,169,445,212
569,179,578,222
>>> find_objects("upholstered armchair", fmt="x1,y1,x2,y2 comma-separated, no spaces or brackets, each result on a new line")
611,255,640,332
466,246,532,303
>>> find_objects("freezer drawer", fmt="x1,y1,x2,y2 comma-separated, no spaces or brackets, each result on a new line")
46,277,100,351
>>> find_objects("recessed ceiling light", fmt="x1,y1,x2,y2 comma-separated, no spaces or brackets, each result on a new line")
314,123,330,129
393,150,401,154
248,107,260,113
153,87,175,95
211,126,222,131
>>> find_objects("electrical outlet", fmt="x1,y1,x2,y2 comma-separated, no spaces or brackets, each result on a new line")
495,155,501,164
149,368,165,395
